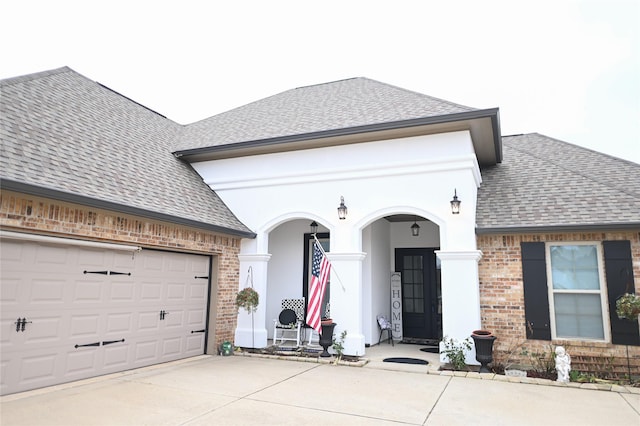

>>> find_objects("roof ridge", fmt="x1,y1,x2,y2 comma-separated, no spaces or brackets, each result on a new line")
0,66,74,86
361,78,477,111
504,133,640,199
294,77,360,89
505,132,640,166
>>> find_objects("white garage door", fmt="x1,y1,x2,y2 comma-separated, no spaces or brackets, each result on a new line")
0,236,211,395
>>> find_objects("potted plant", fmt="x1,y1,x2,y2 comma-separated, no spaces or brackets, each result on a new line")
470,330,497,373
235,287,259,313
616,293,640,320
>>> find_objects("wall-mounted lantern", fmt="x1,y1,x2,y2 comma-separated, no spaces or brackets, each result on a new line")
337,196,347,220
450,189,461,214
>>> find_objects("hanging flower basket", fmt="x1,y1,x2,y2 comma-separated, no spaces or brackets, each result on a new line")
616,293,640,321
235,287,259,313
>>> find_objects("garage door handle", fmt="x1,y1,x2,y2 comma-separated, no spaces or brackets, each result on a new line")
103,339,125,346
191,329,206,333
110,271,131,276
194,276,209,279
14,318,32,332
84,270,109,275
75,342,100,348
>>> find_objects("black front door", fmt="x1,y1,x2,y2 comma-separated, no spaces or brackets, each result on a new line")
394,248,441,340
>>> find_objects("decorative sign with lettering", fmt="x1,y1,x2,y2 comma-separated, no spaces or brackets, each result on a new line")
390,272,402,341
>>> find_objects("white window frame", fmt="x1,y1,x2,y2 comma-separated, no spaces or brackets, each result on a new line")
545,241,611,342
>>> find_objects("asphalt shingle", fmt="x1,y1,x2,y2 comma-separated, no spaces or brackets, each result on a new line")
477,133,640,231
0,67,253,235
177,77,476,151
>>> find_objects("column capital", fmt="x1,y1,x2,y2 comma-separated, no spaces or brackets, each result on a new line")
238,253,272,262
435,250,482,262
326,252,367,262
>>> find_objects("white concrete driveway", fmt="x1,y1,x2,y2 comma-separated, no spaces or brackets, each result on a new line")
1,354,638,425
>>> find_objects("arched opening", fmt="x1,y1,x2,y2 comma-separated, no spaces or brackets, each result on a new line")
361,213,442,345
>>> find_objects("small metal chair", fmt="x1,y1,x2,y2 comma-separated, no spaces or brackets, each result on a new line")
377,314,394,346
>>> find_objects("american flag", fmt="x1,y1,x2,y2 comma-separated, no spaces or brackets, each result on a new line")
306,240,331,335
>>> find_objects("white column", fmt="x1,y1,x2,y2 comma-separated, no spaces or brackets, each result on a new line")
326,252,367,357
436,250,483,364
234,253,271,348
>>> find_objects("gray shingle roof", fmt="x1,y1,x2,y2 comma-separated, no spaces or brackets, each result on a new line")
176,77,476,151
477,133,640,232
0,67,253,236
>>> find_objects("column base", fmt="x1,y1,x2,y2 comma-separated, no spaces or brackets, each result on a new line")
234,327,268,349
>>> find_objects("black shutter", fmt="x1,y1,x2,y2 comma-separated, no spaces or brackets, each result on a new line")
603,240,640,346
521,242,551,340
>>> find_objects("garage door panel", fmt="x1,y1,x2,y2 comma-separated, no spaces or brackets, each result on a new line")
141,253,163,271
134,339,160,363
104,312,133,334
102,344,129,369
140,281,162,301
19,351,60,383
168,257,189,273
185,334,205,352
167,283,186,300
22,315,64,345
110,280,135,302
77,248,109,267
189,283,208,300
0,277,21,305
73,279,104,303
1,240,211,395
164,311,184,328
137,311,161,332
69,313,101,338
161,337,183,357
34,244,69,266
187,308,207,326
30,278,66,304
65,347,101,375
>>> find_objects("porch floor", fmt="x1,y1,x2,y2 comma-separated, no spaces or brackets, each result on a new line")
269,339,443,372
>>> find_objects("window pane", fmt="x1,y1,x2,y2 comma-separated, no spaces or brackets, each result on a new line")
554,293,604,339
550,245,600,290
403,284,413,298
405,299,414,313
414,284,423,298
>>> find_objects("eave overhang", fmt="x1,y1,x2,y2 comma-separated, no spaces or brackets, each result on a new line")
1,179,257,239
174,108,502,167
476,223,640,235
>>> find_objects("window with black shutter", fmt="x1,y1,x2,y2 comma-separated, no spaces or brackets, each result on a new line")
521,239,639,346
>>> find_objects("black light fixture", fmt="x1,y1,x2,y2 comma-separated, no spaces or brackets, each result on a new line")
310,221,318,235
337,196,347,220
450,189,461,214
411,216,420,237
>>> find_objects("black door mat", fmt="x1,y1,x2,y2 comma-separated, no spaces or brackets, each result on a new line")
383,357,429,365
420,347,439,353
401,338,440,345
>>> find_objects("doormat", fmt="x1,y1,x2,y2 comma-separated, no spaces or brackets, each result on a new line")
383,357,429,365
401,338,440,345
420,347,439,353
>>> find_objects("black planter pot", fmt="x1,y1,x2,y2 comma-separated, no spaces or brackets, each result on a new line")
319,322,337,357
471,330,496,373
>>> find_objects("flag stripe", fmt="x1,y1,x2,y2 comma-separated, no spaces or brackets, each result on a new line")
306,241,331,335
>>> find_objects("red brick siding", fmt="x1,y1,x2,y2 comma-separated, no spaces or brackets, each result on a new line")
477,231,640,372
0,190,242,348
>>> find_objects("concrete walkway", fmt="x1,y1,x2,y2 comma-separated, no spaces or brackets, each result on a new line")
2,350,638,426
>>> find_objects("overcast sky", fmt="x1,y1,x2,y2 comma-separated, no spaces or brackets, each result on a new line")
2,0,638,164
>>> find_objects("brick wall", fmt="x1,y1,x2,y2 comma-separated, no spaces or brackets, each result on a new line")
477,231,640,375
0,190,242,348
